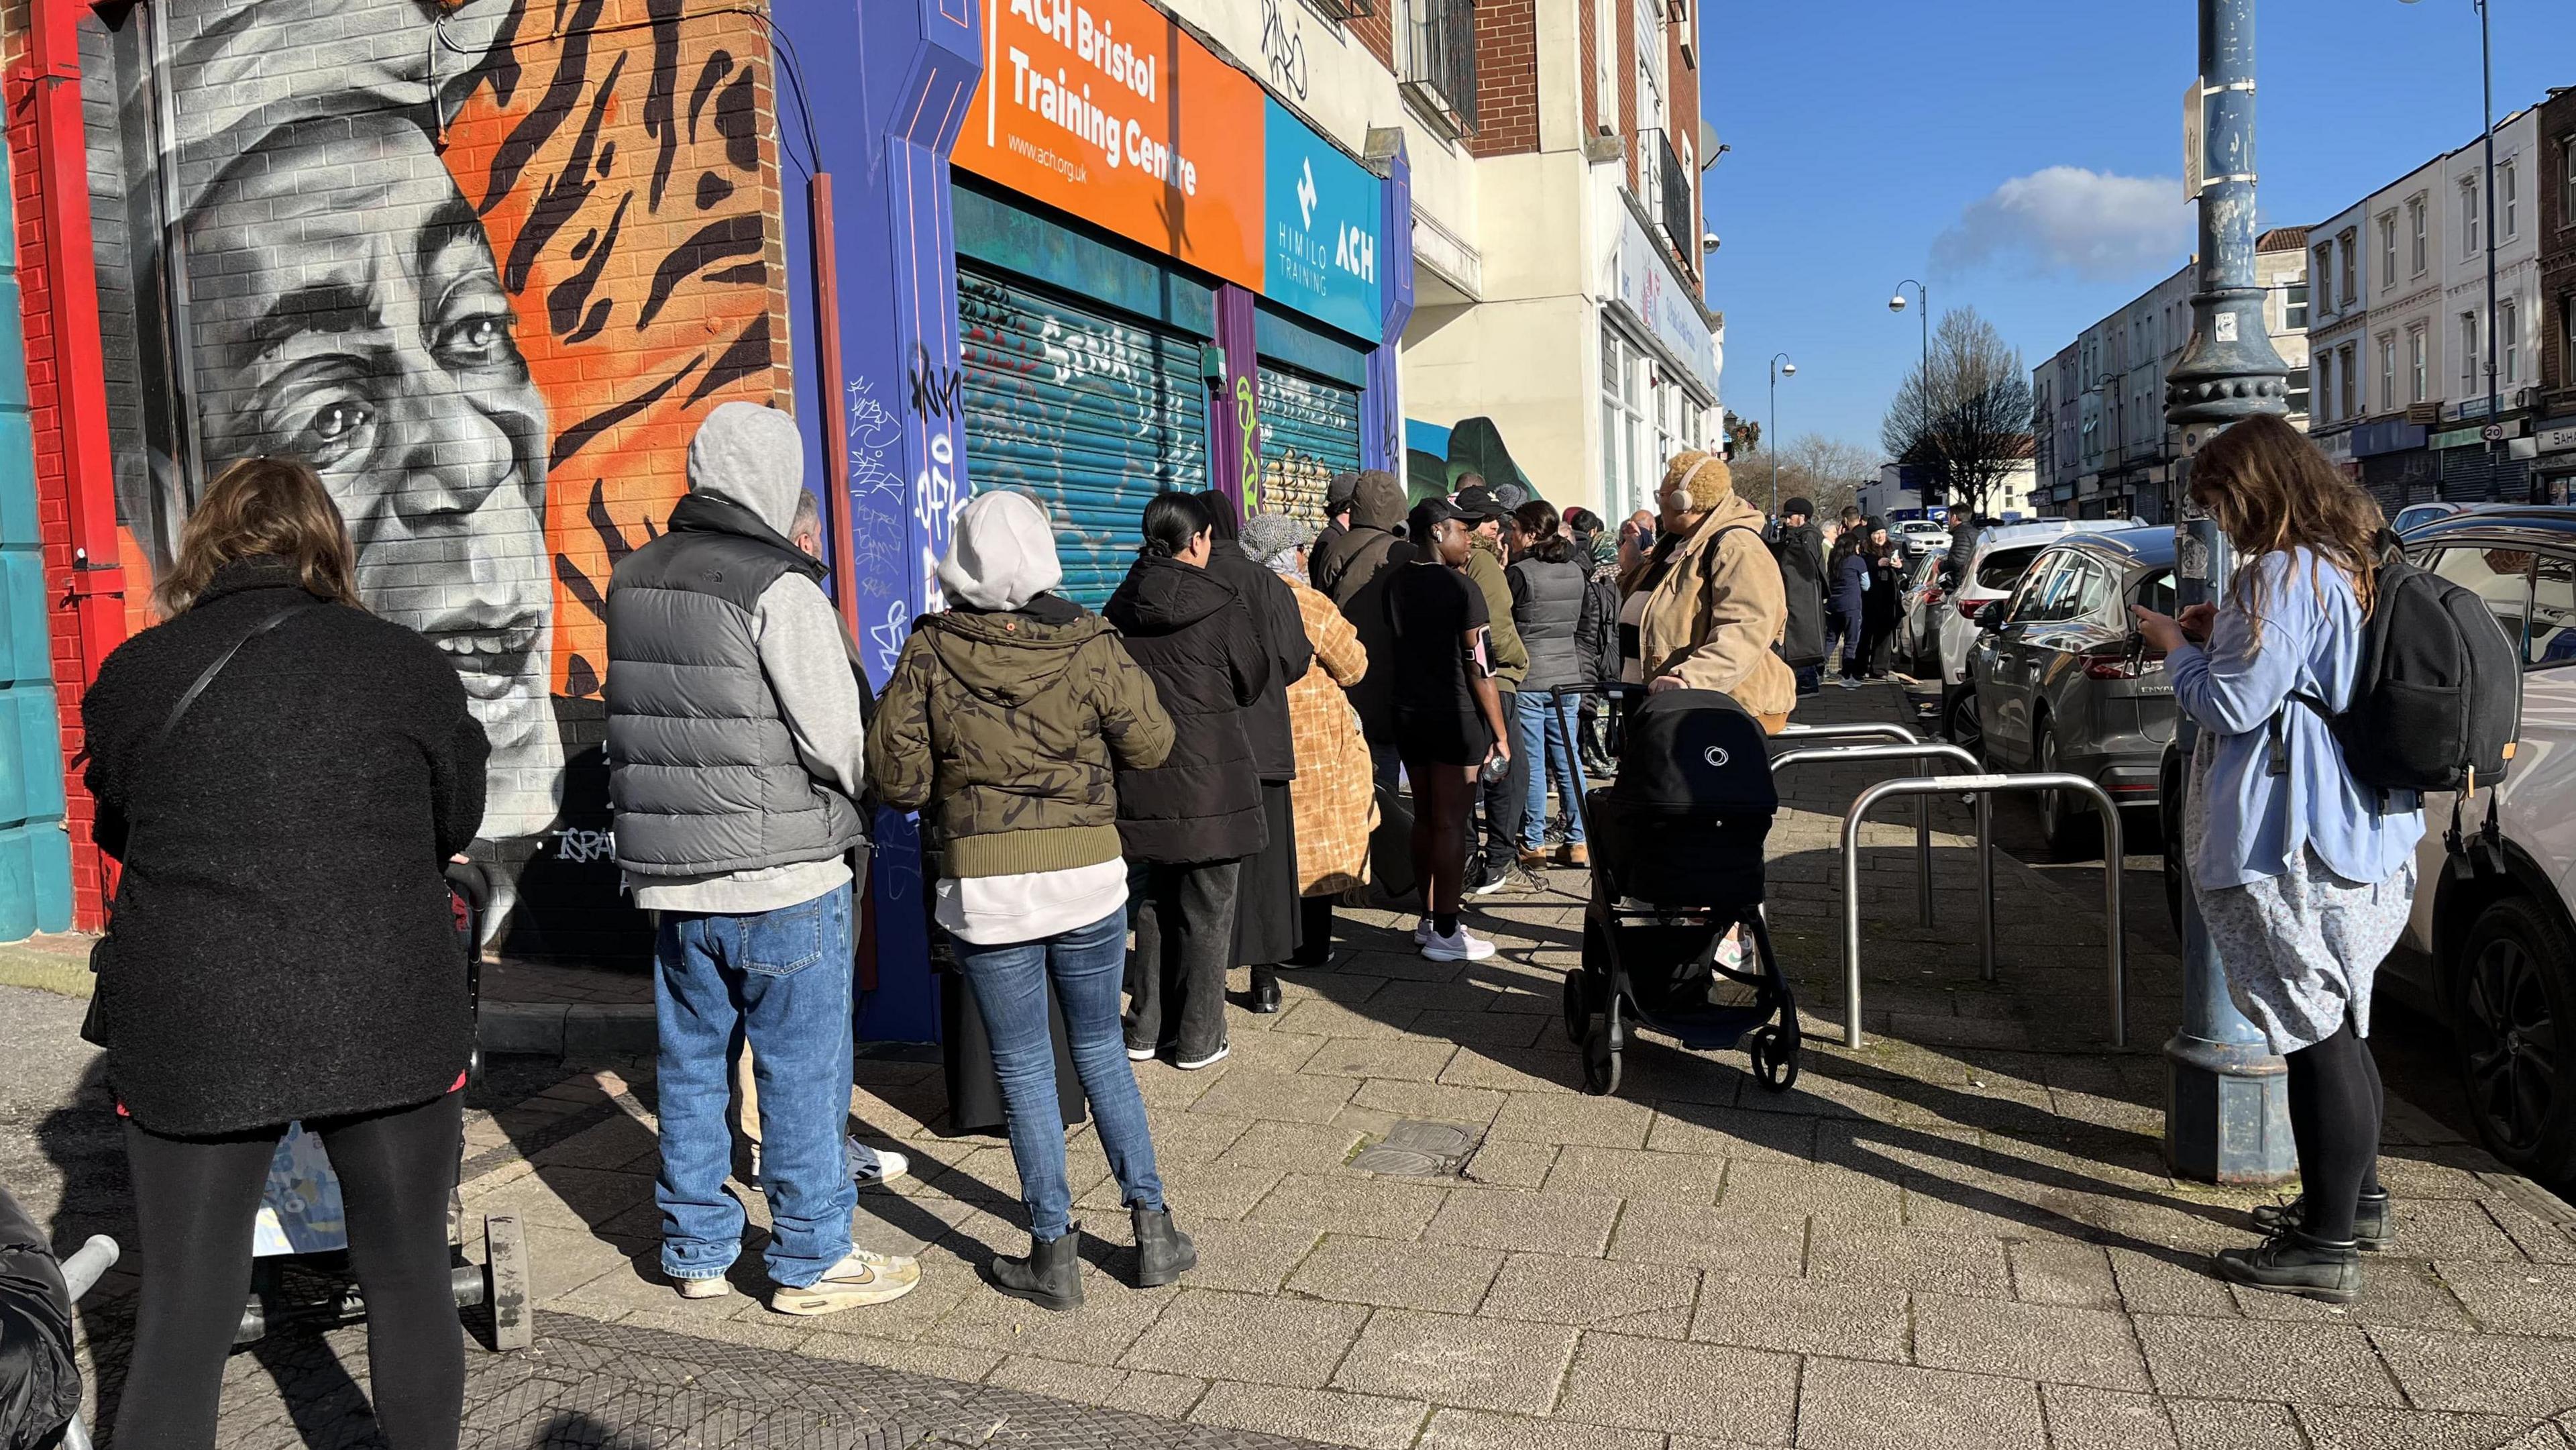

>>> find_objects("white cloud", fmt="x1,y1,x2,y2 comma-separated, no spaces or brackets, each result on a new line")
1931,166,2189,281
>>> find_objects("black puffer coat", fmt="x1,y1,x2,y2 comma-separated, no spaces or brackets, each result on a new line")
1772,521,1829,669
80,557,489,1136
1203,546,1312,782
1104,553,1271,862
0,1185,75,1450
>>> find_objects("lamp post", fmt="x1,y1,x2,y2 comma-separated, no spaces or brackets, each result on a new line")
2162,0,2297,1184
2402,0,2508,488
1768,352,1796,516
1889,280,1932,511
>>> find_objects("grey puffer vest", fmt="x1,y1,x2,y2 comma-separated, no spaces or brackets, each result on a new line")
1510,554,1589,693
605,495,865,877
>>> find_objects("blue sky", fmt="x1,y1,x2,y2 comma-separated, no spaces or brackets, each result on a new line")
1697,0,2576,456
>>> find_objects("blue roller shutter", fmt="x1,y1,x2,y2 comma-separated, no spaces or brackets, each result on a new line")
957,264,1210,607
1256,363,1362,525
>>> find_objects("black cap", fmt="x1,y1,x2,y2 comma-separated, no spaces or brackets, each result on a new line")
1326,472,1360,508
1451,483,1510,521
1409,495,1468,537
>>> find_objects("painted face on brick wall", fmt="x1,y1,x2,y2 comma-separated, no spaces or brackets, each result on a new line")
185,112,564,837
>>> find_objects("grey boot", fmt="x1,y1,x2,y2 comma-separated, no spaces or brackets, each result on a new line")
988,1226,1084,1312
2214,1227,2364,1304
1132,1206,1197,1288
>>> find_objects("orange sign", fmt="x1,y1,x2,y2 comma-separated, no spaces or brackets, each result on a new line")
956,0,1265,291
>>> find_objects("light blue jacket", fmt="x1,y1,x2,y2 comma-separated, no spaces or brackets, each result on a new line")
2167,547,2423,890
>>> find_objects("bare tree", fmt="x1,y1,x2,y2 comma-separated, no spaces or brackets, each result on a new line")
1765,433,1876,522
1880,307,2035,517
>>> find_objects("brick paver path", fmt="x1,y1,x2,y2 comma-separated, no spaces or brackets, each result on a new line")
46,682,2576,1447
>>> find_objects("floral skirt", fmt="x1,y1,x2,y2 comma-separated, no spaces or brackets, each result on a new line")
2194,845,2416,1054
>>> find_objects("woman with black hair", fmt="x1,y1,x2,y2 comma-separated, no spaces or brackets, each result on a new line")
1105,493,1271,1070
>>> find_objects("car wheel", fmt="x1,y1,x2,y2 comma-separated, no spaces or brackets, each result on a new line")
1945,686,1982,756
2453,895,2576,1183
2036,722,2100,860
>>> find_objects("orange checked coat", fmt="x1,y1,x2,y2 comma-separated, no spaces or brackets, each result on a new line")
1285,576,1377,896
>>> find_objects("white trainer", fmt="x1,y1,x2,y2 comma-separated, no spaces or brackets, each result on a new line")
769,1249,922,1316
847,1137,908,1188
672,1274,731,1300
1421,925,1497,962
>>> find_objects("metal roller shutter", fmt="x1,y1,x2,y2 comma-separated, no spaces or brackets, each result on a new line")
958,264,1211,607
2438,444,2529,503
1254,363,1362,525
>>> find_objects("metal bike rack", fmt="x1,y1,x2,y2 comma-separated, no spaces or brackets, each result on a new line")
1771,741,1982,928
1839,772,2127,1051
1772,721,1921,747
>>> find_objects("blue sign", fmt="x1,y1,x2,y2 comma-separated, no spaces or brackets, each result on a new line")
1263,99,1382,344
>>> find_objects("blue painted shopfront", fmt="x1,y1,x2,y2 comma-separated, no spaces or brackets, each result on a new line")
780,0,1411,1042
0,145,72,942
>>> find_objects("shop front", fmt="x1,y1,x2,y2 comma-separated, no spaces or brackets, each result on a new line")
1598,204,1721,521
2352,419,2434,509
2531,417,2576,503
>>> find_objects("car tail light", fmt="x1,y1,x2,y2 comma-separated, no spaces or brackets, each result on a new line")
1921,586,1945,610
2085,648,2166,680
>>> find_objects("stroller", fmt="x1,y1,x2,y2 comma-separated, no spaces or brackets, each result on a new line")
1562,687,1801,1097
231,857,531,1352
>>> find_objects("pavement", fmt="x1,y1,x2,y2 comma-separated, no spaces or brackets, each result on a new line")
11,680,2576,1449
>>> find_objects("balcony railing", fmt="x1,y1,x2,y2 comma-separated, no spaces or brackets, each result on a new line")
1401,0,1478,136
1640,127,1695,271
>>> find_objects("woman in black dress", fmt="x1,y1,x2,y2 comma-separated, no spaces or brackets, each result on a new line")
1384,497,1513,964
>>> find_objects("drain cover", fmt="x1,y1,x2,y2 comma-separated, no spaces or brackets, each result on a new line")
1349,1119,1483,1177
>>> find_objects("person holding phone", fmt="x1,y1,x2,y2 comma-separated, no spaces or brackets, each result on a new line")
2130,413,2422,1304
1385,497,1513,962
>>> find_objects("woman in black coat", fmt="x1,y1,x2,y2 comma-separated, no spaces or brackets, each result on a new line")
1191,491,1313,994
1105,493,1270,1070
79,458,488,1449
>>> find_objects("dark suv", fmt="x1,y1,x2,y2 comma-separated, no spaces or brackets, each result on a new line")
1965,529,2179,856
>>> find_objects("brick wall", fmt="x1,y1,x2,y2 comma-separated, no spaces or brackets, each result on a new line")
5,0,794,957
1468,0,1538,157
1349,4,1395,72
2541,93,2576,407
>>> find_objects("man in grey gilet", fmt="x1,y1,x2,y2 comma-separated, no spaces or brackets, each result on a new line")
606,402,919,1316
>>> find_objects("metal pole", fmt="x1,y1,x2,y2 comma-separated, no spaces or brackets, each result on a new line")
2476,0,2512,498
2160,0,2296,1184
1917,797,1933,927
2102,806,2127,1049
1770,365,1780,517
1976,790,1996,980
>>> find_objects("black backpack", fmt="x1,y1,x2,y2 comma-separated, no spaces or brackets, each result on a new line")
2280,542,2518,794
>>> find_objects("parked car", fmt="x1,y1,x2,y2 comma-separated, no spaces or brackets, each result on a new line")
1895,519,1951,558
1934,518,2147,696
1962,528,2178,856
1893,548,1949,678
2157,506,2576,1187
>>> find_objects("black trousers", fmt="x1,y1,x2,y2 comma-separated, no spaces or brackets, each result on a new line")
1479,688,1529,874
115,1091,466,1450
1125,860,1241,1060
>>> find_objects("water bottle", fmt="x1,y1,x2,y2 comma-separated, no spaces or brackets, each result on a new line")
1479,749,1509,786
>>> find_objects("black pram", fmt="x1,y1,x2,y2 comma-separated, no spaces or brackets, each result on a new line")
1562,687,1800,1096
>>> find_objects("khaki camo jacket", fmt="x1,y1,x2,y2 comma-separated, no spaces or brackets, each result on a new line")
865,599,1175,878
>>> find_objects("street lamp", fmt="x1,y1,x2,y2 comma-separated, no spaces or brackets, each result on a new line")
1890,280,1932,512
2401,0,2508,486
1768,353,1796,517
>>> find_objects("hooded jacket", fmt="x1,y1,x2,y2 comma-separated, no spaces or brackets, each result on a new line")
1464,538,1529,688
1634,488,1799,723
867,594,1173,878
606,403,870,909
1104,552,1272,862
1771,520,1829,669
1325,472,1411,609
1203,543,1313,781
0,1184,77,1450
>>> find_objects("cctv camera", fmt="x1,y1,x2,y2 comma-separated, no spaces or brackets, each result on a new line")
1703,232,1721,251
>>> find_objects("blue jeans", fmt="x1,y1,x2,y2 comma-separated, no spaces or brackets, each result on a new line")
950,908,1166,1242
1517,690,1587,851
653,884,856,1289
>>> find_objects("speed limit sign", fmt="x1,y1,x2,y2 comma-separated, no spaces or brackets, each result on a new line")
2483,423,2506,443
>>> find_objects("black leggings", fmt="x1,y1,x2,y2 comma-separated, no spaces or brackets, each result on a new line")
115,1092,466,1450
2284,1021,2385,1242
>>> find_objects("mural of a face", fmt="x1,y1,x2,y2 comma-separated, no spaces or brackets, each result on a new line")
186,112,563,836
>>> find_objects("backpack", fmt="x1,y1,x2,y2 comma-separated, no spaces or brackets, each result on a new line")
2281,542,2518,795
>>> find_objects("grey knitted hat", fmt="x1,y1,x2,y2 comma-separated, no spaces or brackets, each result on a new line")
1239,512,1310,573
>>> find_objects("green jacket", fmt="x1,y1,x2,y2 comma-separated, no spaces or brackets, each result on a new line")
1466,541,1529,687
865,597,1175,877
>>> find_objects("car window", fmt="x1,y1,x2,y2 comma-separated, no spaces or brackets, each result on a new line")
2002,552,2063,624
1978,545,2044,593
2131,567,2177,620
2061,557,2114,621
2528,553,2576,669
2424,545,2532,662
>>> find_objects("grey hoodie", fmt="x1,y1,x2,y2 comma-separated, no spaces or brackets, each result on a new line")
620,403,870,913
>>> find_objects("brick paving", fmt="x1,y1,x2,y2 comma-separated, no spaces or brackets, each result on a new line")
38,682,2576,1447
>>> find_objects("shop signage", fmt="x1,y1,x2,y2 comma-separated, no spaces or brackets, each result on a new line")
1261,99,1382,343
957,0,1266,291
2430,425,2485,450
2536,417,2576,456
1603,205,1720,399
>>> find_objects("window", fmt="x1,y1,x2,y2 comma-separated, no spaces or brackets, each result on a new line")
2287,366,2311,417
2005,552,2071,624
2461,311,2481,395
2565,294,2576,381
1592,0,1615,132
2410,325,2428,403
2502,298,2518,385
2314,352,2334,424
2463,176,2481,254
2380,333,2398,410
2503,161,2518,238
2410,195,2428,275
1401,0,1481,134
2379,213,2398,293
2531,553,2576,669
1601,329,1646,517
2286,282,2309,331
2564,138,2576,226
2314,245,2333,313
2340,230,2358,306
2339,343,2358,419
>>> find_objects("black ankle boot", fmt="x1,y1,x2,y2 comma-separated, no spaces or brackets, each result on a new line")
1250,974,1283,1014
2215,1227,2363,1304
1132,1206,1197,1288
987,1226,1084,1311
2249,1189,2394,1251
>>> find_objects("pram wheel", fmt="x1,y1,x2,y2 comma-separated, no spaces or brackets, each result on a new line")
1561,969,1592,1046
1748,1025,1800,1094
1581,996,1623,1096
